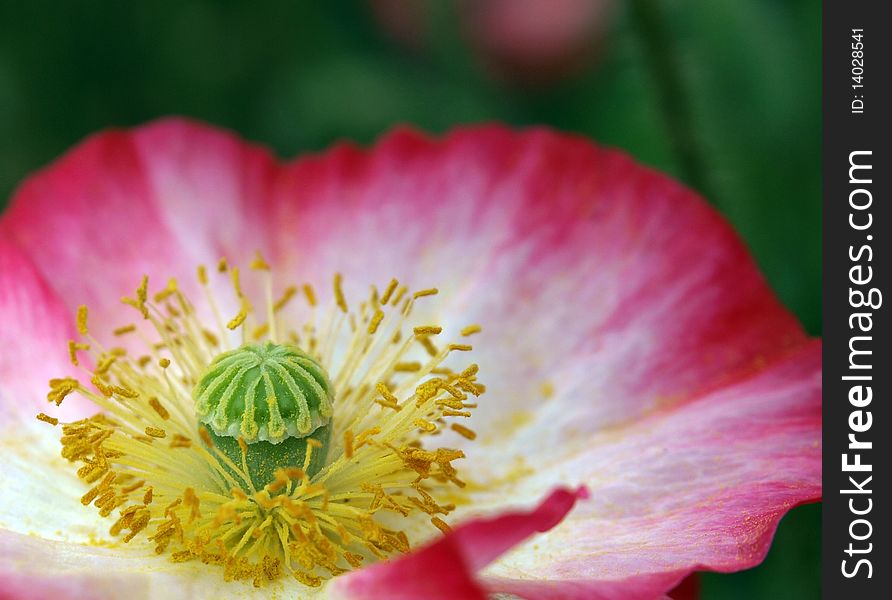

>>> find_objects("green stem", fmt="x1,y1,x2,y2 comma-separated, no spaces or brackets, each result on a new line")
630,0,714,200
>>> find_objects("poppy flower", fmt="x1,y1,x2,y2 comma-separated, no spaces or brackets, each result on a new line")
369,0,615,86
0,120,821,599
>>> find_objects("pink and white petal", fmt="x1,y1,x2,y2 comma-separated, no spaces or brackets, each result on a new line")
330,487,586,600
474,341,820,598
0,530,305,600
0,119,277,337
0,240,111,545
263,125,810,437
0,238,83,422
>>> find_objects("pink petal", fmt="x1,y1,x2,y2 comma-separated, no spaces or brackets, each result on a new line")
330,487,587,600
0,570,126,600
0,239,88,421
262,124,814,444
480,342,820,599
0,119,277,336
0,529,285,600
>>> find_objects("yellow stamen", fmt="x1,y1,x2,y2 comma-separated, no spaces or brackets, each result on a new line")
41,263,485,588
36,413,59,426
145,426,167,439
450,423,477,440
76,305,89,335
68,341,89,366
302,284,317,307
460,324,482,336
333,273,348,313
250,250,270,271
413,326,442,336
273,286,297,312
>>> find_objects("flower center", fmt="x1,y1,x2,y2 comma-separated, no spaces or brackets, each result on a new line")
38,254,485,588
194,341,335,485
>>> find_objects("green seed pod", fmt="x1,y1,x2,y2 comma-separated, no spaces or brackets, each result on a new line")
204,424,331,488
193,342,334,483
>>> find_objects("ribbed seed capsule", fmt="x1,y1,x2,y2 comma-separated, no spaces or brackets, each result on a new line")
193,342,334,484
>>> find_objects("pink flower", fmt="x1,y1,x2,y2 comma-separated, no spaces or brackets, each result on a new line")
0,120,820,599
370,0,615,85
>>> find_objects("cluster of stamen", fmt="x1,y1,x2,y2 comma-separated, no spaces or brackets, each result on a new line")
38,254,484,587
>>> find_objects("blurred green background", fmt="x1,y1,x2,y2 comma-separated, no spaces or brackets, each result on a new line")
0,1,820,597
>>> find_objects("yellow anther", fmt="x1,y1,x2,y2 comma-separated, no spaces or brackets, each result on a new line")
252,323,270,340
231,267,243,298
375,382,400,406
158,358,170,369
226,298,250,330
145,427,166,439
443,408,471,417
48,377,79,405
198,426,213,447
436,398,465,410
354,426,380,449
273,286,297,312
413,419,438,433
430,516,451,534
379,279,399,305
460,324,482,336
197,264,208,285
217,258,228,272
153,279,178,303
413,326,442,336
302,283,317,307
367,309,384,335
36,413,59,426
375,398,402,411
169,434,191,448
199,329,218,347
95,355,117,375
76,305,89,335
90,375,115,398
113,383,139,399
68,340,89,366
81,472,116,506
113,324,136,336
333,273,348,313
183,488,201,522
413,288,438,299
344,430,354,459
391,285,408,306
250,250,270,271
137,276,149,310
448,344,473,352
450,423,476,440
